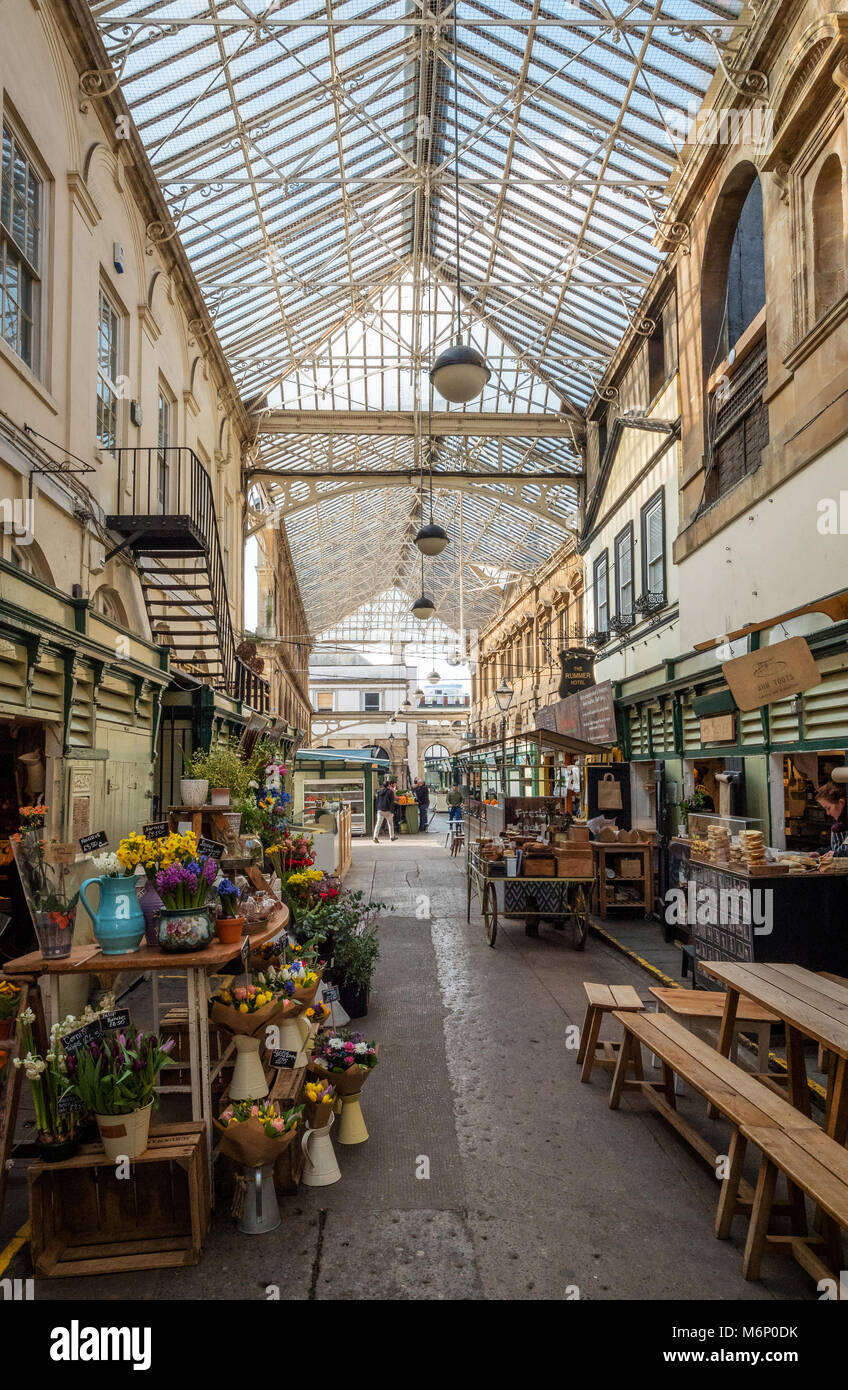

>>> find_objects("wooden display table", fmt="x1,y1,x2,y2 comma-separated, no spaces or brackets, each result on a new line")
592,841,652,919
3,910,288,1177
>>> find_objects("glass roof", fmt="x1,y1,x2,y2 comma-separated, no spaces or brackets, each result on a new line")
88,0,747,634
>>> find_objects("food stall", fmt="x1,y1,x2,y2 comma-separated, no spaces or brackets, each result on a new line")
673,810,848,980
460,727,608,949
292,747,389,837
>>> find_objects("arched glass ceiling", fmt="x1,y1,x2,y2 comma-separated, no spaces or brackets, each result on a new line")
88,0,749,632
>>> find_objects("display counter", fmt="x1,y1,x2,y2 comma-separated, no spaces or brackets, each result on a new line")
685,858,848,979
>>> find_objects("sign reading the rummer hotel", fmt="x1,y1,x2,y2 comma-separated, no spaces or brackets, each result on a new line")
535,679,618,745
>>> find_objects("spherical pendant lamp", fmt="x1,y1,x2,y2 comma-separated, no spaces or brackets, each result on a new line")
414,521,450,555
430,343,490,404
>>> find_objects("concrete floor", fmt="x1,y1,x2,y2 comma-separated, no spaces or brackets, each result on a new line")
1,818,814,1300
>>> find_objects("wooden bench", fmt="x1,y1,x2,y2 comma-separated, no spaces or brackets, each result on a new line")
610,1009,848,1293
577,982,645,1083
649,986,778,1094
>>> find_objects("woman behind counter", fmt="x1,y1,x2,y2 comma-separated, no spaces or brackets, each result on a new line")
814,779,848,860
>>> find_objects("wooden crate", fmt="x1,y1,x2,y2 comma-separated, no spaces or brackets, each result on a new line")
29,1123,210,1278
522,857,557,877
555,849,595,878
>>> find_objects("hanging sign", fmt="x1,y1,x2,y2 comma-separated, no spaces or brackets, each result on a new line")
79,830,108,854
197,837,225,861
269,1049,297,1070
722,636,821,713
557,647,596,699
536,680,617,745
143,821,171,840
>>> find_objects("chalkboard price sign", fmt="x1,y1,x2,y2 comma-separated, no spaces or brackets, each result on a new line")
57,1094,84,1115
143,821,171,840
61,1020,102,1054
197,837,225,861
79,830,108,854
100,1009,131,1031
269,1049,297,1070
323,985,340,1004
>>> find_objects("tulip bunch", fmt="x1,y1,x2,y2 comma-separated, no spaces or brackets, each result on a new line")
304,1079,334,1107
212,983,277,1014
218,1099,302,1137
63,1030,175,1116
254,960,318,997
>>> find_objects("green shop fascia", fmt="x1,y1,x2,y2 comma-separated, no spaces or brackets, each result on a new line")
613,621,848,845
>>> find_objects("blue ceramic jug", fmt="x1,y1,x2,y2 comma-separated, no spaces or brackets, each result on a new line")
79,875,146,955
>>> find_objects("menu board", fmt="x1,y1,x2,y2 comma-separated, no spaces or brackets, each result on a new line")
535,679,618,746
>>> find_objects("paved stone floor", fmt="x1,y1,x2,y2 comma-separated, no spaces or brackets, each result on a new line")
1,819,813,1300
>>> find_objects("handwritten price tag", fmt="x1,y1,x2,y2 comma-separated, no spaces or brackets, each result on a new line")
61,1020,102,1053
79,830,108,853
269,1049,297,1070
143,821,171,840
100,1009,131,1031
197,837,225,861
322,985,340,1004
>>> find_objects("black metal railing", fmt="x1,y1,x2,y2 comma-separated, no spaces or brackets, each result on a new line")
114,447,269,712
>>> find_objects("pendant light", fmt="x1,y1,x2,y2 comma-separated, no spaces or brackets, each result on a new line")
429,4,490,404
410,552,436,622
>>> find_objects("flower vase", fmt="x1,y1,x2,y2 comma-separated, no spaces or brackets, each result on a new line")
238,1162,280,1235
180,778,208,808
301,1111,341,1186
229,1034,269,1100
156,906,214,954
335,1090,369,1145
277,1014,312,1068
79,878,145,955
32,909,74,959
94,1101,154,1161
138,876,164,948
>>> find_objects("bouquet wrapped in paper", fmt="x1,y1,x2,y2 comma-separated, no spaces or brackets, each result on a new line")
303,1078,335,1129
308,1029,378,1098
209,981,305,1038
214,1100,303,1167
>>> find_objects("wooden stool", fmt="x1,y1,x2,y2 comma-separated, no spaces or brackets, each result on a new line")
577,982,645,1083
649,987,778,1098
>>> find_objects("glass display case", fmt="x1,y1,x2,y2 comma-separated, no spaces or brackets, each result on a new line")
687,812,763,841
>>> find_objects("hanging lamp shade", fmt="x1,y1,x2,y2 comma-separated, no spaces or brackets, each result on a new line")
411,593,436,622
414,521,450,556
427,669,440,684
429,344,490,404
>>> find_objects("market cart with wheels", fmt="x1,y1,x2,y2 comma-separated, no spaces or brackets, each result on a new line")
466,842,594,951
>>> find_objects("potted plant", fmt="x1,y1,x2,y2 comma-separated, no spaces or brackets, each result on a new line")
13,1007,79,1161
155,853,218,952
331,922,380,1019
215,877,244,944
179,747,209,808
64,1029,175,1160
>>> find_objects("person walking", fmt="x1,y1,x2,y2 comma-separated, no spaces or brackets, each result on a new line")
373,776,397,843
413,778,430,833
447,783,464,824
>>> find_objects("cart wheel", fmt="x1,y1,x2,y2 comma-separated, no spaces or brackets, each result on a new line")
483,882,498,948
570,883,590,952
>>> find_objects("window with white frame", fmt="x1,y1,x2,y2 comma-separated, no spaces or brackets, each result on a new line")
1,121,42,372
157,387,172,512
641,490,666,604
593,552,609,633
314,690,333,711
97,286,122,454
614,525,634,621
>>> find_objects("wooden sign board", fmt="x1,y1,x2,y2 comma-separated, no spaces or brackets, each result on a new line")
700,713,736,744
536,679,617,745
722,636,821,713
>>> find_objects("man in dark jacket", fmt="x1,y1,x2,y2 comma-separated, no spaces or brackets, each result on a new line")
373,777,397,843
413,778,430,832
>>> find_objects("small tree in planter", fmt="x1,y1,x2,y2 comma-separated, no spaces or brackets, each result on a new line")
331,923,380,1020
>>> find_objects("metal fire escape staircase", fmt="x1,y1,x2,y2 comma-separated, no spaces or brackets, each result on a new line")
106,448,269,712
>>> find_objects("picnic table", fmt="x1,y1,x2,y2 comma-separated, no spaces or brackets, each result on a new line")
700,960,848,1143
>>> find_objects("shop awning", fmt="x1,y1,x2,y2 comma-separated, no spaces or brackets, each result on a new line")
459,728,605,759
